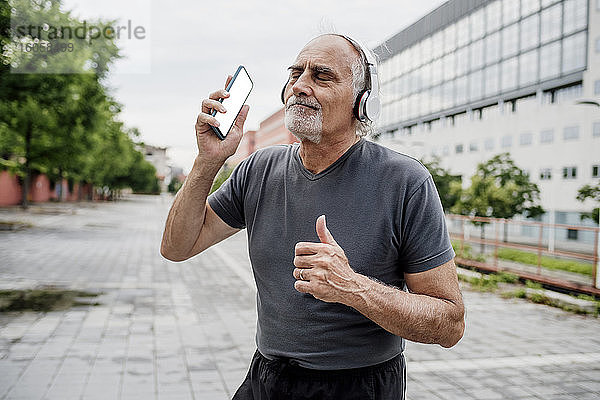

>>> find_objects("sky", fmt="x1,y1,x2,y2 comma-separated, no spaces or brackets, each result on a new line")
60,0,447,173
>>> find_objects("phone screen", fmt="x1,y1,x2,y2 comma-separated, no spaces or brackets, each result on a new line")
212,66,253,139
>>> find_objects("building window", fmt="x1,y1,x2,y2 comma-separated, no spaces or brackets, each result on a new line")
520,132,533,146
540,168,552,180
543,0,559,7
540,129,554,143
594,122,600,137
456,46,470,76
442,80,455,109
484,64,500,97
443,145,450,155
502,23,519,58
471,9,485,41
471,40,484,70
519,49,539,87
501,135,513,148
563,126,580,140
431,31,444,60
592,165,600,178
456,75,468,105
563,0,588,35
457,17,470,47
431,58,443,86
596,37,600,54
469,141,479,152
567,229,578,240
555,84,582,103
520,14,540,51
443,53,456,81
421,37,433,65
522,0,540,16
563,166,577,179
595,80,600,96
540,42,561,80
501,57,518,91
484,138,495,150
541,4,562,43
470,70,483,100
503,0,521,26
485,31,501,65
455,144,464,154
562,32,587,73
444,24,457,54
486,1,502,33
430,85,441,113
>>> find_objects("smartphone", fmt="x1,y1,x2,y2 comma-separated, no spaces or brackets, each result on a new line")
211,65,253,140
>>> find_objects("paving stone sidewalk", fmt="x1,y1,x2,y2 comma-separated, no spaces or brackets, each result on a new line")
0,194,599,400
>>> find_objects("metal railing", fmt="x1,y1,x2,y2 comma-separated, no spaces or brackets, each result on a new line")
446,214,600,296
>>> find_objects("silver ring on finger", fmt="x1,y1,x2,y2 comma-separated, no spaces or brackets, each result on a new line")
299,269,305,281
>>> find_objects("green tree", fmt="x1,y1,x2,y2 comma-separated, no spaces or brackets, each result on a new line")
421,156,462,211
452,153,545,247
128,151,160,194
168,176,183,194
0,0,120,207
576,183,600,225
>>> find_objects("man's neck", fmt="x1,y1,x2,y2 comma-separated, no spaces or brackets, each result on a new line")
298,133,361,174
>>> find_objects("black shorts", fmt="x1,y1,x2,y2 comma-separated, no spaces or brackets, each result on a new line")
232,350,406,400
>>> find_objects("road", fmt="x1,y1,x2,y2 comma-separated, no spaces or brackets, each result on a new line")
0,194,598,399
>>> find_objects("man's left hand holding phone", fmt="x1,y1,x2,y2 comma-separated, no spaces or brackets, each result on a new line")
195,65,253,166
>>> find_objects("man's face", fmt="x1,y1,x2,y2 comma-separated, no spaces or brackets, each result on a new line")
283,35,358,143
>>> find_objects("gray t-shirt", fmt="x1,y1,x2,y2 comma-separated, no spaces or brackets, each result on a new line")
208,138,454,369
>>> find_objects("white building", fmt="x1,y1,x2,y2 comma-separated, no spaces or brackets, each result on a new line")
373,0,600,239
142,144,170,192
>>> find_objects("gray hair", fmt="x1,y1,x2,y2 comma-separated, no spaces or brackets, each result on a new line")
349,43,376,138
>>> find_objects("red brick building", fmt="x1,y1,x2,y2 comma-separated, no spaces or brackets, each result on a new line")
0,170,94,206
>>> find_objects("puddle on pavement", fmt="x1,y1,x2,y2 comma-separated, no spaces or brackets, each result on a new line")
0,287,103,312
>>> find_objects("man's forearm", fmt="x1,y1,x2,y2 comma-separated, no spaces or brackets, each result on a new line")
347,275,465,348
160,156,223,261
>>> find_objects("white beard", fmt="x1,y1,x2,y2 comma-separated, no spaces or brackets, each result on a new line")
284,96,323,144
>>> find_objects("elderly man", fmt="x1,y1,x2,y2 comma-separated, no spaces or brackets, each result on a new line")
161,34,465,400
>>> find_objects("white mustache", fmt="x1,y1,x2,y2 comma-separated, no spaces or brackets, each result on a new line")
286,95,321,110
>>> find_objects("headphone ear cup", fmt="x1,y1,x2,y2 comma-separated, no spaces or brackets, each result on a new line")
364,94,381,122
355,90,369,122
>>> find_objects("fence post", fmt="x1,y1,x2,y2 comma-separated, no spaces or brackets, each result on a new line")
548,210,555,253
537,223,543,276
494,220,499,268
595,224,600,289
460,218,465,258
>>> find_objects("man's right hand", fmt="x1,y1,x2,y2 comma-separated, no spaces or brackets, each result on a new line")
195,76,250,165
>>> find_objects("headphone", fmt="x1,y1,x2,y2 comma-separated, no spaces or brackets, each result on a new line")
280,34,381,123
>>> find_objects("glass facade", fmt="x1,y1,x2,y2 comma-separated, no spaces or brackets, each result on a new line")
379,0,589,128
